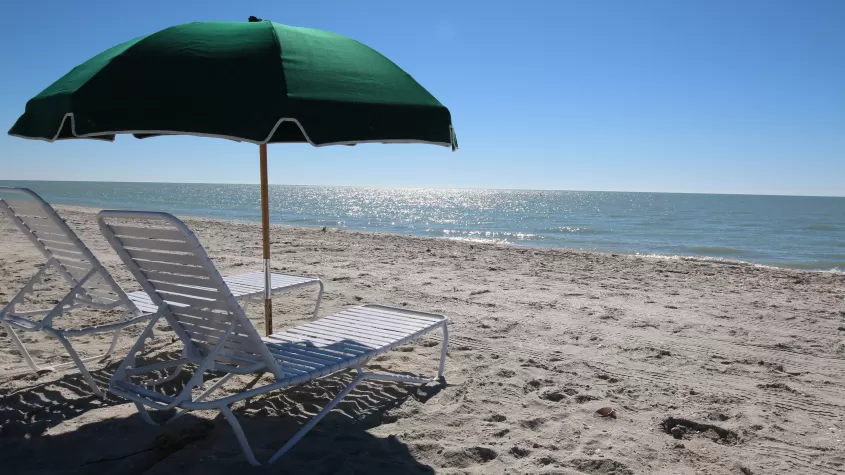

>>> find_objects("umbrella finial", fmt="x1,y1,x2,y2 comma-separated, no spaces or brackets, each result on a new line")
248,16,263,22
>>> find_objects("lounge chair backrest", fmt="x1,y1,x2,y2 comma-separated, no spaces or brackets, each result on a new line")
0,187,135,310
97,210,281,376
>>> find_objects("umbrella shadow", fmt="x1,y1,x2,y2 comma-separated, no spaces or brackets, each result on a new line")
0,368,442,474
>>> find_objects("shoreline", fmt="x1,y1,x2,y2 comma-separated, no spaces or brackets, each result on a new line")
3,180,843,271
55,204,844,274
2,204,845,474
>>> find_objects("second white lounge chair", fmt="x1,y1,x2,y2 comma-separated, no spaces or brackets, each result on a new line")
99,210,448,465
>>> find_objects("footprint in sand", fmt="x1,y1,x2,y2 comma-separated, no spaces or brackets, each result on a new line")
441,446,498,469
570,458,635,475
662,417,740,446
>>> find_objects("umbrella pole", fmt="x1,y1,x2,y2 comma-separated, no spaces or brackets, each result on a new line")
260,143,272,336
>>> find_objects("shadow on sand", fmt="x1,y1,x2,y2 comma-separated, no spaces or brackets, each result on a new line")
0,361,442,474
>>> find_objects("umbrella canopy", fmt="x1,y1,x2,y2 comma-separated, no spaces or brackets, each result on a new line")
8,18,456,335
9,19,457,149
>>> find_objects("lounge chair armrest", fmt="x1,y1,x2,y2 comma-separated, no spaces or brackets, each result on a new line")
112,380,178,407
9,307,54,317
57,313,155,336
0,313,43,331
124,357,192,377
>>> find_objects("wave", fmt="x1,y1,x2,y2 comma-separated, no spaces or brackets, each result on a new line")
440,229,542,241
540,226,601,234
443,236,512,245
775,261,845,271
689,246,749,255
635,252,752,266
634,253,844,273
655,252,845,272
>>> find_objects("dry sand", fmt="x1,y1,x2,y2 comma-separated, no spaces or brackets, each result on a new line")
1,205,844,474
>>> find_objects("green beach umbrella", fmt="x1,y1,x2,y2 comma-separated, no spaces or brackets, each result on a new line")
9,17,457,334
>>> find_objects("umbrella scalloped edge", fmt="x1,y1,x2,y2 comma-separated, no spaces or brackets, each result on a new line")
9,113,458,151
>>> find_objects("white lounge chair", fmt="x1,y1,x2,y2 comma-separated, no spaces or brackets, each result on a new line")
125,272,324,317
98,210,449,465
0,187,150,396
0,187,325,396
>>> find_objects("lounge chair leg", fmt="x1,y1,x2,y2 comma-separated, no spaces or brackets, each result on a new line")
268,371,368,464
136,402,159,426
169,373,235,423
220,405,260,466
53,332,104,397
2,322,43,373
142,365,184,388
312,280,324,319
438,323,449,380
101,327,123,362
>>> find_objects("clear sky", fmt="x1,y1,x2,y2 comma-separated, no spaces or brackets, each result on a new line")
0,0,843,196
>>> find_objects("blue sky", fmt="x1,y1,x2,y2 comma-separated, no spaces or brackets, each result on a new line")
0,0,843,196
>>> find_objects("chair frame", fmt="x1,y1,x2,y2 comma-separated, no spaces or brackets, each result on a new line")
0,187,149,396
99,210,448,465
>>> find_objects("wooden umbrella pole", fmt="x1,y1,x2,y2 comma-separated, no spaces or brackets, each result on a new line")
260,144,272,335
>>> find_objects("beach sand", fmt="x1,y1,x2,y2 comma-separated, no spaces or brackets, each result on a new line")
1,205,844,474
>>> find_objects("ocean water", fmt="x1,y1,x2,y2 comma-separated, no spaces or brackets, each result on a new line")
1,180,843,271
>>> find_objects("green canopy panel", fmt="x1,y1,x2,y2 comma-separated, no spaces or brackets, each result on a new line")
9,20,457,150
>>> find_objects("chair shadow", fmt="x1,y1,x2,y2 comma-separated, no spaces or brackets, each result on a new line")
0,358,126,439
0,347,198,439
232,370,445,472
0,366,442,474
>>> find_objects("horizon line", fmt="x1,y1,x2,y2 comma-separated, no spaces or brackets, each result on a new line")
0,178,843,199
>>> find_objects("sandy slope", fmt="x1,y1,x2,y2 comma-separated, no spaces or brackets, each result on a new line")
1,205,844,474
